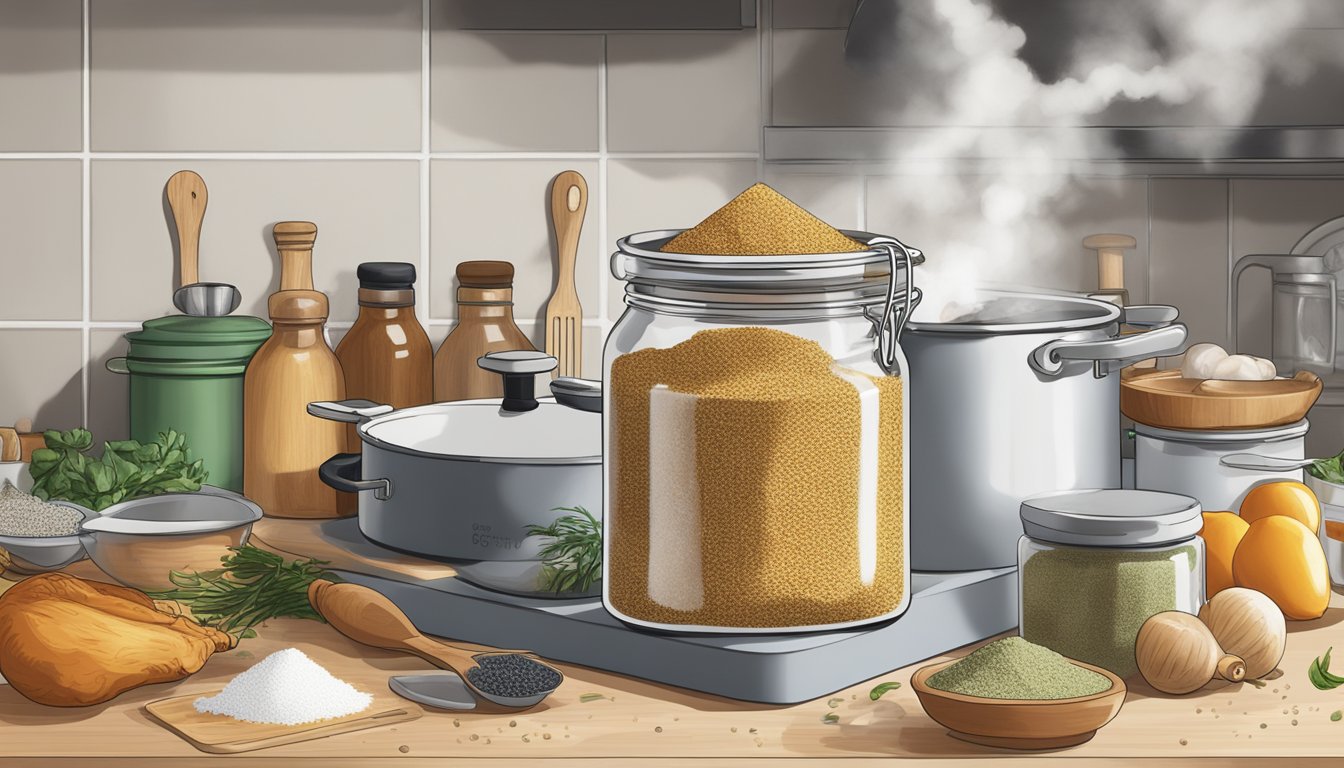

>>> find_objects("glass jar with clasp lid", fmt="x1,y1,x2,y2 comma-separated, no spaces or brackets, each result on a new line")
597,229,922,634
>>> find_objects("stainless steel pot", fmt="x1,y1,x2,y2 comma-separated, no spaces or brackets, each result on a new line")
310,351,601,562
903,292,1188,571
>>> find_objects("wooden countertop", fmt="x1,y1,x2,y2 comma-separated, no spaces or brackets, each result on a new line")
0,520,1340,766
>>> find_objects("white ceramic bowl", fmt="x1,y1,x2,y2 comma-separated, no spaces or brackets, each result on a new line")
0,462,33,493
0,500,97,574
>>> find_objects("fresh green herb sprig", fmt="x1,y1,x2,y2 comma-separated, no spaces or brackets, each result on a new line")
1310,450,1344,485
150,545,339,639
1309,647,1344,690
526,506,602,594
30,428,208,511
869,681,902,700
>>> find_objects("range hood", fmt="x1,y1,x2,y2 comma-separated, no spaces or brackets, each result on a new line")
767,0,1344,169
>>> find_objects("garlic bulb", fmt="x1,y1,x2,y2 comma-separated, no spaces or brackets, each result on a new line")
1253,356,1277,379
1136,611,1246,694
1212,354,1273,381
1197,588,1286,680
1181,343,1228,379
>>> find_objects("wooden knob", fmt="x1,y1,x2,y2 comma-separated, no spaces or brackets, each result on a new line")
273,221,318,291
457,260,515,289
1083,233,1136,293
268,289,328,323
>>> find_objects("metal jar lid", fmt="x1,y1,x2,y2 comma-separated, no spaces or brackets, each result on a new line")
1132,419,1309,444
1020,489,1203,548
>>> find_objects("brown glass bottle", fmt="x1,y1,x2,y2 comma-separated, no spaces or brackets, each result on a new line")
336,262,433,449
433,260,536,401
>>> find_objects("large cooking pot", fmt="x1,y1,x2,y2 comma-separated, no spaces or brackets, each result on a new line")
309,351,600,562
903,292,1188,571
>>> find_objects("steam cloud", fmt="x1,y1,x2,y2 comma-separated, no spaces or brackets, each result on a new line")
882,0,1311,320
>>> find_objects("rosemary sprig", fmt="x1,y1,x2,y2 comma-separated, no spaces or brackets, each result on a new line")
148,545,340,639
525,506,602,594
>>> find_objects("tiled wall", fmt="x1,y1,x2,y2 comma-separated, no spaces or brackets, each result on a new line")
4,0,1344,455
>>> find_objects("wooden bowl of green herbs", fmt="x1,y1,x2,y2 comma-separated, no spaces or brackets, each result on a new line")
911,646,1126,751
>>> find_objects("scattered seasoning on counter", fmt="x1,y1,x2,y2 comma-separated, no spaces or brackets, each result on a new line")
465,654,562,699
579,692,609,703
927,637,1112,700
827,697,844,708
194,648,372,725
869,681,902,700
0,481,82,537
822,713,839,724
1333,711,1343,722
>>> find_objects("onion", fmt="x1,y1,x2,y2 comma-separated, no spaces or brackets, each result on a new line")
1136,611,1245,694
1197,588,1286,680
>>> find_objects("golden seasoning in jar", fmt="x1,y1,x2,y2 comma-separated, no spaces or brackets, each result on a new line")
608,327,906,631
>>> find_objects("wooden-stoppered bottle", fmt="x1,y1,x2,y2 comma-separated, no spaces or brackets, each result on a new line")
335,262,433,448
243,222,348,518
433,260,536,401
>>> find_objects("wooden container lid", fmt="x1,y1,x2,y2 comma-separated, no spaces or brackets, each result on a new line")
457,260,514,288
268,290,329,322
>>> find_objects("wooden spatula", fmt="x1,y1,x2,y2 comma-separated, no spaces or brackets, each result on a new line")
544,171,587,379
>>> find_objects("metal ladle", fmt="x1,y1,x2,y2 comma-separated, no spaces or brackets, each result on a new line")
167,171,241,317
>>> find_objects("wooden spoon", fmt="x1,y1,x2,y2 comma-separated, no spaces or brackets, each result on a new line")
307,579,563,710
167,170,241,317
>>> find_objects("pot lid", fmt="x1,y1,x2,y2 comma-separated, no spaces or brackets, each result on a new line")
128,314,272,344
1020,489,1203,547
361,399,600,465
123,314,272,368
907,291,1120,334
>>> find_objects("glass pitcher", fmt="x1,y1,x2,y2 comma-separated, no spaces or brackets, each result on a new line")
1231,254,1335,376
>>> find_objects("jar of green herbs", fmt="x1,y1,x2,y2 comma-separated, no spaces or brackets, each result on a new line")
1018,489,1204,679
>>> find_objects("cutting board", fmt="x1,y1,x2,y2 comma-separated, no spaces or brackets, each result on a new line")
144,691,422,754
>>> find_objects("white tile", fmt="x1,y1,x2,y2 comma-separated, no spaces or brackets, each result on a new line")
88,329,132,442
0,161,83,321
91,0,423,151
0,1,82,151
605,158,759,317
761,165,863,232
867,173,1149,303
0,330,83,431
431,29,601,151
1231,178,1344,358
429,160,601,324
1150,179,1230,349
91,160,421,323
606,31,761,152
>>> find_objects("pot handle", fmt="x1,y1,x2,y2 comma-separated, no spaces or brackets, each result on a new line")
551,377,602,413
1120,304,1179,328
106,357,130,375
307,400,395,424
1029,323,1188,378
1218,453,1313,472
318,453,392,501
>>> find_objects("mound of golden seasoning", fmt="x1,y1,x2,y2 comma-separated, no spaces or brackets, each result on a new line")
927,637,1112,700
661,183,866,255
608,326,904,629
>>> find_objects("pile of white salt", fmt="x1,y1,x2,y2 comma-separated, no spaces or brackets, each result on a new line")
194,648,372,726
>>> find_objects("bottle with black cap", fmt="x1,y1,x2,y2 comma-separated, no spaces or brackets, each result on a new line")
434,260,537,401
335,262,433,447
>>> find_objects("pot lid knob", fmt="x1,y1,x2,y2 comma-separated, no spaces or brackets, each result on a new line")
478,351,558,412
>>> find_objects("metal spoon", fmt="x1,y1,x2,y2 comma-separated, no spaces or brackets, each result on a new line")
308,579,563,710
1218,453,1318,472
167,170,241,317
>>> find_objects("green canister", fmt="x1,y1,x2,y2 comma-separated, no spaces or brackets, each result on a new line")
107,314,271,492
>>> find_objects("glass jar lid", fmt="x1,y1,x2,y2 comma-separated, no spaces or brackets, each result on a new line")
1020,489,1202,547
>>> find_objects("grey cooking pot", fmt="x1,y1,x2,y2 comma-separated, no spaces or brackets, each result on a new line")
903,291,1188,572
310,351,601,562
